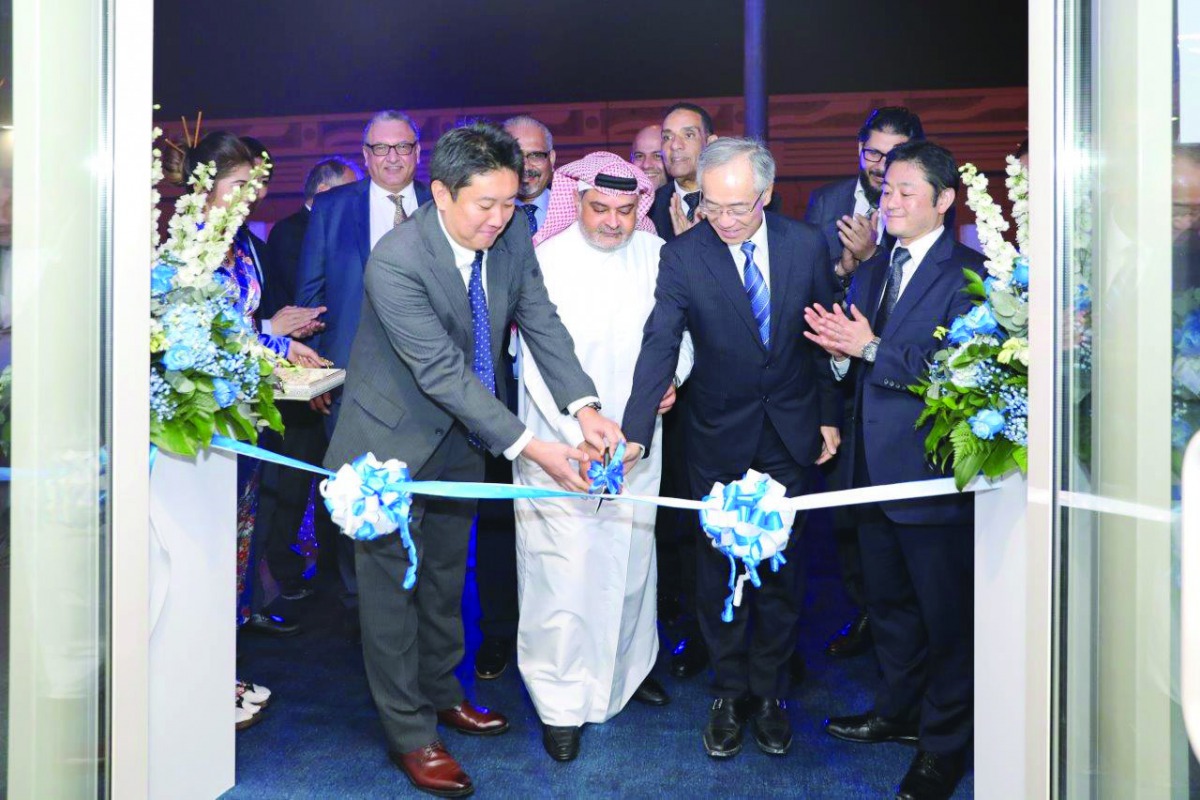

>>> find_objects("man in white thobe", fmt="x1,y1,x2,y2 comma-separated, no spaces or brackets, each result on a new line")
514,152,693,762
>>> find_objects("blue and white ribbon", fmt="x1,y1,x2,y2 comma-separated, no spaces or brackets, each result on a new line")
321,454,419,589
586,441,626,496
699,470,795,623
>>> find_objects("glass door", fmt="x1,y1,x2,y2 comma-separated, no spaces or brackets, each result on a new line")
1053,0,1193,796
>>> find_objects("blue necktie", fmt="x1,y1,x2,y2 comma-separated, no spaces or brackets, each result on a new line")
468,250,495,395
520,204,539,237
741,240,770,347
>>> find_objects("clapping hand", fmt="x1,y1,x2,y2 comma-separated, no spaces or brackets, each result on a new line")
668,193,702,236
803,303,849,359
271,305,327,338
836,212,878,264
804,303,876,359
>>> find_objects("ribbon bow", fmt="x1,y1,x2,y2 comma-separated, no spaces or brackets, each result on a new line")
586,441,626,497
320,453,419,590
698,470,796,622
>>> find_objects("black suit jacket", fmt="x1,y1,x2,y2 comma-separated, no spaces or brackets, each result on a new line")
262,206,309,318
623,212,839,476
804,176,858,263
648,182,677,243
845,229,986,526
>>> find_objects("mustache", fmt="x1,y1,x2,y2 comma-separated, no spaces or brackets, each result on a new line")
523,169,543,180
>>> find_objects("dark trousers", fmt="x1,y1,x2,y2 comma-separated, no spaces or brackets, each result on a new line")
473,330,520,641
475,453,518,640
828,395,865,609
691,416,811,700
655,389,697,628
357,426,482,753
853,422,974,754
252,401,348,613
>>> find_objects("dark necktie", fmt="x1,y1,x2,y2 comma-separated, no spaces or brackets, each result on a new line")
741,241,770,346
387,193,408,227
468,250,495,395
875,246,911,333
683,192,701,222
520,204,539,236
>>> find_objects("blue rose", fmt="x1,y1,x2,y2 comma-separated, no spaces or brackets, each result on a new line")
945,316,974,345
1176,309,1200,358
983,276,998,298
1074,284,1092,313
1011,257,1030,288
969,409,1006,440
963,303,1001,337
211,378,238,408
163,345,196,371
151,262,176,296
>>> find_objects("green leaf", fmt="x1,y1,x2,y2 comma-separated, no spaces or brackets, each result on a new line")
953,449,988,490
962,268,986,299
1012,446,1028,473
163,370,196,395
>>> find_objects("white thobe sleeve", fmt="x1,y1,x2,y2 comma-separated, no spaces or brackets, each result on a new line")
519,344,585,447
673,329,695,386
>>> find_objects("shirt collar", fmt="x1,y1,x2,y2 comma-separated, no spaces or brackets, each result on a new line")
518,189,550,213
673,179,696,198
436,208,483,269
893,225,944,268
369,179,415,204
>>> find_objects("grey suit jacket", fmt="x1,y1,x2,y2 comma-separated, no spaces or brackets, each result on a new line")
324,202,597,475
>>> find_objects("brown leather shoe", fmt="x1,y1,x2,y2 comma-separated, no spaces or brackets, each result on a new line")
389,740,473,797
437,700,510,736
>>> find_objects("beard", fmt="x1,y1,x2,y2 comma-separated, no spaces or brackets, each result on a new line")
580,224,633,252
520,169,544,199
859,169,883,207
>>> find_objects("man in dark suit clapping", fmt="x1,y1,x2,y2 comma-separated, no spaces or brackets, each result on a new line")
803,105,925,661
807,140,984,800
623,137,841,760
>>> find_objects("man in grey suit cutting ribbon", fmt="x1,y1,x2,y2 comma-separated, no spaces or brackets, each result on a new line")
324,121,624,798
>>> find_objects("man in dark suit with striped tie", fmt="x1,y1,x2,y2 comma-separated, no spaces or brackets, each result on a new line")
623,137,840,760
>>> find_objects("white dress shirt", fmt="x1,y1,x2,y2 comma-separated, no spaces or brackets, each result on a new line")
832,225,945,380
435,211,597,458
727,218,771,289
369,180,419,250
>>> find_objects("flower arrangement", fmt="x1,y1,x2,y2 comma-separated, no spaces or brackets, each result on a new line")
911,157,1030,489
1173,288,1200,477
149,126,283,456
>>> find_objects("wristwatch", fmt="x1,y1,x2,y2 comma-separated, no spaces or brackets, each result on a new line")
861,337,881,363
574,401,602,418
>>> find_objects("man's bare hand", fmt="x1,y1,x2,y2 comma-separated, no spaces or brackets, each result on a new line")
309,391,334,415
620,442,644,477
836,213,878,263
286,339,326,368
271,305,327,338
576,441,604,486
521,438,591,493
668,193,701,236
576,406,625,453
816,425,841,465
658,383,677,415
803,303,850,359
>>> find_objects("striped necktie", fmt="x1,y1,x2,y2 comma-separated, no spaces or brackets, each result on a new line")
875,246,911,332
741,240,770,347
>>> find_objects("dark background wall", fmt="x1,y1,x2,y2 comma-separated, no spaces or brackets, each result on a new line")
153,0,1027,119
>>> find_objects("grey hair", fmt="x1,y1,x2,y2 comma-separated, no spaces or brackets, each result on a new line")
304,156,360,201
362,110,421,146
502,115,554,150
697,137,775,194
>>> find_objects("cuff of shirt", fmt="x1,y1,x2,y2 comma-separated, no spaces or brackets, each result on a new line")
261,319,273,336
566,396,601,417
503,429,535,461
831,356,850,381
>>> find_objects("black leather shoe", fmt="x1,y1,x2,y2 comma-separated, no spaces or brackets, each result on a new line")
542,724,581,762
750,697,793,755
702,697,746,758
670,637,708,679
244,612,301,638
824,711,918,745
790,651,806,687
896,749,966,800
474,637,511,680
825,612,871,658
632,676,670,706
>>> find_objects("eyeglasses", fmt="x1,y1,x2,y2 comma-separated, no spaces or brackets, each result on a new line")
698,191,764,220
861,147,887,163
366,141,417,157
523,151,551,165
1173,201,1200,219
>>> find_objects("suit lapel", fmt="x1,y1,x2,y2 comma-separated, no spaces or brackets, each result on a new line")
702,224,767,351
879,229,956,337
764,213,790,350
355,179,372,264
416,204,472,333
859,250,891,329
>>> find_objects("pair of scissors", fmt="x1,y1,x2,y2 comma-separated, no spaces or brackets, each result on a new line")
595,447,611,513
